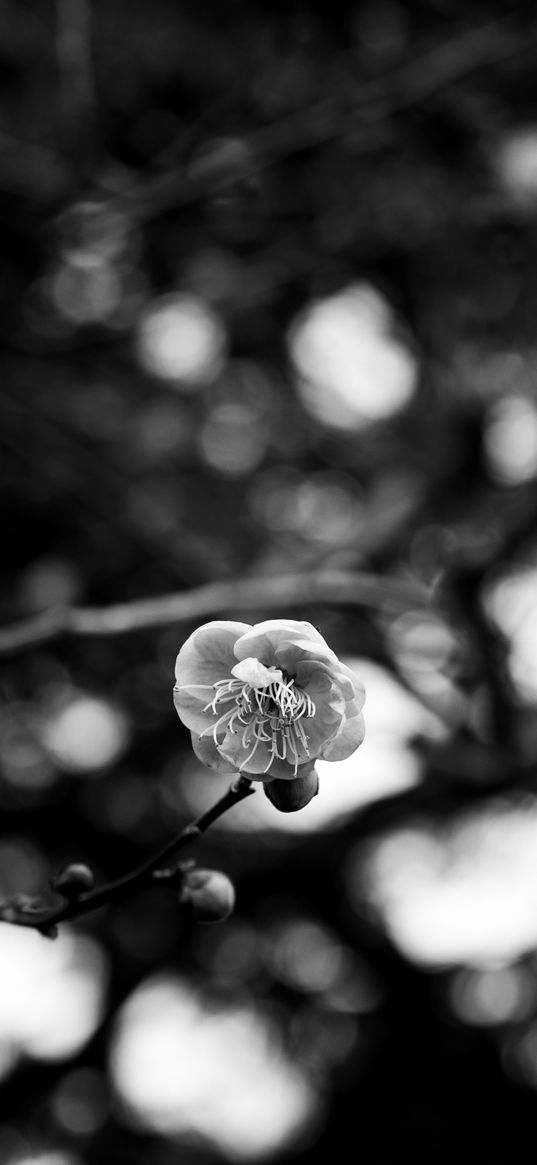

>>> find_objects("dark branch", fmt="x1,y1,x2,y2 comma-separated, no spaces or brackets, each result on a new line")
0,775,255,935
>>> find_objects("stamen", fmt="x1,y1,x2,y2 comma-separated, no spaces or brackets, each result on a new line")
204,669,316,770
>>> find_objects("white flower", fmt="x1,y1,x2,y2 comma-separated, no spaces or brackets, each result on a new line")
173,619,365,782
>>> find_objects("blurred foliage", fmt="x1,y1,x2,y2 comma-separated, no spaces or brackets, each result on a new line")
3,1,537,1163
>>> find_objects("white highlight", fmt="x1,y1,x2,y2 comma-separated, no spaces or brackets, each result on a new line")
359,800,537,966
484,567,537,700
12,1154,80,1165
231,658,283,688
289,283,417,429
137,293,226,385
110,976,318,1159
484,395,537,484
496,125,537,207
0,927,107,1079
41,693,129,774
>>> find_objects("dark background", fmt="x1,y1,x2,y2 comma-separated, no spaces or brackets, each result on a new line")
2,1,537,1162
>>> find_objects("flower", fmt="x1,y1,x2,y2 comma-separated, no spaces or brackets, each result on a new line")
173,619,365,782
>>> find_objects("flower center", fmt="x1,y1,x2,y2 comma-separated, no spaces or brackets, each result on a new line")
202,668,316,774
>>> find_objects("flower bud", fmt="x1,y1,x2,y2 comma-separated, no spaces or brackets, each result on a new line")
180,868,235,923
264,767,319,813
52,862,95,898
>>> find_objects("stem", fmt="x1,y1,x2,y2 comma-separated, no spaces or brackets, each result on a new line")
0,775,254,935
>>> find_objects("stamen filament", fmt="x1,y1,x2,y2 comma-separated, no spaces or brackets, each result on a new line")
203,670,316,774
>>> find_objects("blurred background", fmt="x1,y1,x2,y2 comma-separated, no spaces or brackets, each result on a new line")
2,1,537,1162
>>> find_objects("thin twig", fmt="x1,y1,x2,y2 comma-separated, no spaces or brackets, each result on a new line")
0,775,255,935
115,16,532,223
0,570,432,658
1,18,530,208
55,0,97,177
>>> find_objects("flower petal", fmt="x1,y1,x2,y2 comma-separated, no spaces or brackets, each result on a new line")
233,620,328,666
173,685,215,735
321,710,365,760
274,638,340,675
175,621,251,689
231,658,284,688
338,661,366,712
216,727,276,776
191,732,237,774
296,670,347,758
293,655,358,704
275,641,365,704
216,727,307,781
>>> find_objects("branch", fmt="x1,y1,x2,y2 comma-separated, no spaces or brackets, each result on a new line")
0,570,431,657
440,490,537,752
55,0,97,177
117,16,531,222
0,775,255,935
0,17,531,210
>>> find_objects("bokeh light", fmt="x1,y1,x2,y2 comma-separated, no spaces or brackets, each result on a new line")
484,567,537,700
7,1153,81,1165
52,1068,109,1137
137,293,227,386
484,395,537,485
449,963,536,1027
288,283,418,429
199,403,267,476
0,705,56,792
51,261,121,326
0,927,107,1079
111,975,320,1159
18,557,83,614
39,690,130,775
198,359,275,476
249,468,364,545
388,611,460,675
266,916,353,995
354,799,537,966
264,914,382,1013
503,1020,537,1090
43,200,143,330
495,125,537,209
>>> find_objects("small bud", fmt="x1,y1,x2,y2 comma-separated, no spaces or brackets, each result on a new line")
52,863,95,898
264,767,319,813
180,868,235,924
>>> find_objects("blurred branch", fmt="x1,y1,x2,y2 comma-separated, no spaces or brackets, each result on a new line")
440,491,537,753
1,16,531,208
55,0,97,177
0,775,254,936
0,571,431,658
119,15,533,221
